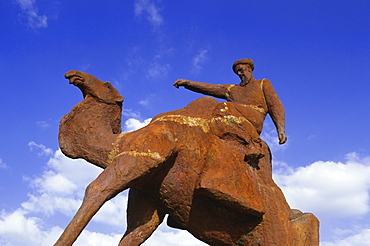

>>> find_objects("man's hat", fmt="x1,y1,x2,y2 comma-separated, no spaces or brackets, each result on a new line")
232,59,254,73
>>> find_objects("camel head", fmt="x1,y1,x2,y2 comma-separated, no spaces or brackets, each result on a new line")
65,70,124,105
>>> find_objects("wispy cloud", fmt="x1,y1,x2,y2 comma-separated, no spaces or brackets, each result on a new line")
122,108,142,119
139,99,150,106
16,0,48,29
0,158,6,169
134,0,164,29
122,47,171,81
36,120,51,128
146,60,171,79
191,49,208,74
28,141,53,157
77,63,91,73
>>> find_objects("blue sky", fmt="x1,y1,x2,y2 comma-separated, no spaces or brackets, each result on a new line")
0,0,369,245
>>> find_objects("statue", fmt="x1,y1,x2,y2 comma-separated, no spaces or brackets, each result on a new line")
54,59,319,246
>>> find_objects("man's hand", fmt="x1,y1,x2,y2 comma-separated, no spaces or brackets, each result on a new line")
173,79,189,88
278,131,287,145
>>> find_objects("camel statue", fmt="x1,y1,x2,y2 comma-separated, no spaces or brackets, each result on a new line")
55,70,319,246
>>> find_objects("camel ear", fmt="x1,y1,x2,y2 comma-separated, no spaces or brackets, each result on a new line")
115,95,124,103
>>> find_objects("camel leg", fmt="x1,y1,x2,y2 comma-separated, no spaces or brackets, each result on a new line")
119,188,165,245
53,163,132,246
54,127,176,246
54,156,166,246
291,210,320,246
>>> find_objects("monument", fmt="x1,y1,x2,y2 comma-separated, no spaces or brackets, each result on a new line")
54,59,319,245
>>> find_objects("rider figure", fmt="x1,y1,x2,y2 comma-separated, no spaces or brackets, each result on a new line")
174,58,287,145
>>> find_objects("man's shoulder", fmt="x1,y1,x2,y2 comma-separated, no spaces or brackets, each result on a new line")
259,78,273,88
258,78,271,83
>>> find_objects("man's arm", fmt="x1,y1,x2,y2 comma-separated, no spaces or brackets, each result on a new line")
262,79,287,144
174,79,228,100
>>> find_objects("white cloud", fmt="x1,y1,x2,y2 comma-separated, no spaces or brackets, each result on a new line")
123,118,152,132
20,150,102,218
191,49,208,74
44,150,101,188
0,208,123,246
273,152,370,244
28,141,53,157
33,172,77,195
321,229,370,246
73,230,122,246
273,152,370,219
0,209,63,246
16,0,48,29
142,224,207,246
122,108,142,119
134,0,163,28
0,149,128,245
21,192,81,217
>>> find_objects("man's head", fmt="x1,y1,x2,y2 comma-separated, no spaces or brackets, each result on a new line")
232,59,254,86
232,59,254,73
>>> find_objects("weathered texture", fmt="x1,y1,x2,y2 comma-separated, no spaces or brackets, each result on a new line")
60,70,123,168
55,70,319,246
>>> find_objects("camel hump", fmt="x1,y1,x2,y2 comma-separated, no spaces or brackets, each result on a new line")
153,97,219,121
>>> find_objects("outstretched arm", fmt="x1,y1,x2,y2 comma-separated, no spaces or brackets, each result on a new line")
174,79,228,100
262,79,287,144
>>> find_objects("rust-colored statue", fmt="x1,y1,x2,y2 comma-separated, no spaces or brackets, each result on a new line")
55,59,319,246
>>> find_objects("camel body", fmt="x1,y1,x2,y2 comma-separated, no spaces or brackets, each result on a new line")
55,70,319,245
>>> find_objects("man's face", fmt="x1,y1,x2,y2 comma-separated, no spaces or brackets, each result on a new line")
235,64,252,85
